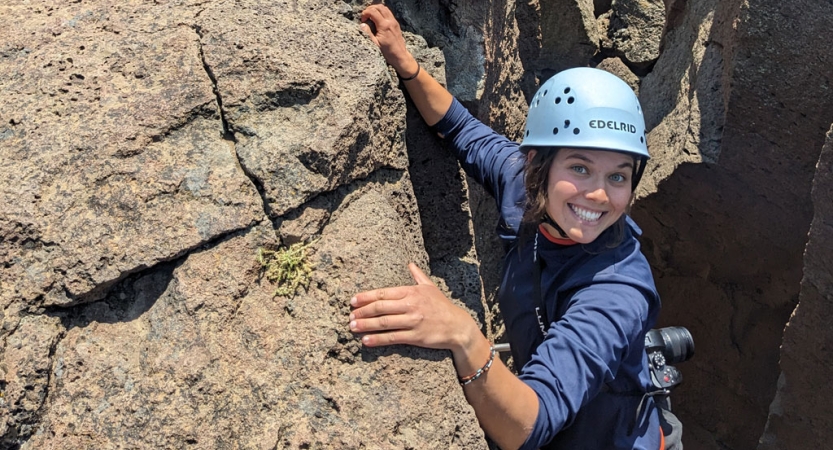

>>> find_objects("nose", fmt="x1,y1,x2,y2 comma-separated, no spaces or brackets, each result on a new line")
585,183,609,204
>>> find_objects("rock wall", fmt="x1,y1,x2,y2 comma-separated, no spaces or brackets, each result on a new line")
2,0,832,449
631,0,833,448
757,126,833,449
1,1,486,448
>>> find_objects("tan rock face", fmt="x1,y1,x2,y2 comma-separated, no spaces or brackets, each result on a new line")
0,5,263,307
25,176,483,449
1,1,486,448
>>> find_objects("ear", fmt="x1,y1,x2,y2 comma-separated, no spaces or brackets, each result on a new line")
526,149,537,163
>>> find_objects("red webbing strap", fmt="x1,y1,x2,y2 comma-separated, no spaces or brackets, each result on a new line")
659,425,665,450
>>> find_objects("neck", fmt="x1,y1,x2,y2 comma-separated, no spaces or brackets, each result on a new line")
542,212,568,238
539,223,577,245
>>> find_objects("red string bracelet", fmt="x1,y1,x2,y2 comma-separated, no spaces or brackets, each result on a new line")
458,345,496,386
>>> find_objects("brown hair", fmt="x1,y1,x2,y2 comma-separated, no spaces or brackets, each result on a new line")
520,148,631,248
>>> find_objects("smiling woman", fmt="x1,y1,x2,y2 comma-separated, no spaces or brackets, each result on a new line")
351,4,676,450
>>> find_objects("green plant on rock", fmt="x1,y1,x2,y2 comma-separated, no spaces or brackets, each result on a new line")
257,239,317,297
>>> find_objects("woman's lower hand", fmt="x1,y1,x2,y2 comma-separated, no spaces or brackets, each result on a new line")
349,263,477,352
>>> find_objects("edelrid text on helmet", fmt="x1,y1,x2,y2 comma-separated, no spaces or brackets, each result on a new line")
519,67,650,161
589,120,638,134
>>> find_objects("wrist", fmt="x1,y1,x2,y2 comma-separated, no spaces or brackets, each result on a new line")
392,55,419,80
450,323,492,378
458,344,495,386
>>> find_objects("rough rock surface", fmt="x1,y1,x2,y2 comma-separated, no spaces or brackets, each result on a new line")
0,15,264,307
636,0,738,194
602,0,666,68
757,125,833,449
1,0,487,448
25,174,484,449
538,0,600,75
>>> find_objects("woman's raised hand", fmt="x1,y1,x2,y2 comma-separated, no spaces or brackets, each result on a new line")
349,263,479,353
360,4,419,79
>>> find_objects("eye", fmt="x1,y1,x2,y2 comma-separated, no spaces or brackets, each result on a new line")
609,173,627,183
571,165,588,175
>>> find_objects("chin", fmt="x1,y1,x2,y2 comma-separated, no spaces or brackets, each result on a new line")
566,230,595,244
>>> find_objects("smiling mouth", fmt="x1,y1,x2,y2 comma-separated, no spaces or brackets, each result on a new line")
570,204,604,222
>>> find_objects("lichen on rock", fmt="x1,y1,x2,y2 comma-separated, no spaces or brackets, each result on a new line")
257,240,317,298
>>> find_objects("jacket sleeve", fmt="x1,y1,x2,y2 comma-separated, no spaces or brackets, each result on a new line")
432,98,527,238
517,282,651,449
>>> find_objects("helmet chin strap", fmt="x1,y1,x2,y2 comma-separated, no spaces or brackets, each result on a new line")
542,212,569,239
632,156,647,191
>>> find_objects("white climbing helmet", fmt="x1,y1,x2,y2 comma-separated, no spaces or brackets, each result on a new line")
519,67,650,161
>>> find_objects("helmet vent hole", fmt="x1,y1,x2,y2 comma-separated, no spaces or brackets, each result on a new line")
564,87,571,94
543,90,548,96
640,136,644,143
573,128,580,135
552,127,559,135
555,97,562,104
567,97,575,104
536,99,540,107
525,130,530,137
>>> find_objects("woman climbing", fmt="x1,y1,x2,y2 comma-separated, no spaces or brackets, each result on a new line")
349,5,669,449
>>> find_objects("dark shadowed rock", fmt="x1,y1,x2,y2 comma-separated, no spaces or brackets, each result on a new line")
387,0,487,103
637,0,738,195
632,0,833,449
758,125,833,450
538,0,600,75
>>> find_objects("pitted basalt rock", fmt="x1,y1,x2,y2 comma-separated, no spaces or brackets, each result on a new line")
603,0,666,67
0,15,263,308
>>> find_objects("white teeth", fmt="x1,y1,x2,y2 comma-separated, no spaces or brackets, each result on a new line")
571,205,603,222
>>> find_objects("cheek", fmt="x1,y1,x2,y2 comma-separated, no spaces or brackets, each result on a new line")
548,179,579,201
609,189,633,212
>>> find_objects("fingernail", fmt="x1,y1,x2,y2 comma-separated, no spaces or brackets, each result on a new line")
350,321,357,329
362,336,370,344
350,297,357,306
349,313,355,320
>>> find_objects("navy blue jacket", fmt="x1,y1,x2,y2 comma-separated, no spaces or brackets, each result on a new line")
434,99,663,450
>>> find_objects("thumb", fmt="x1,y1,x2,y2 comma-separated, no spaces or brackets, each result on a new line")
360,22,380,47
408,263,434,286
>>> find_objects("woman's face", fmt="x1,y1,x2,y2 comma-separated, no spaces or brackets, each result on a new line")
539,148,634,244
